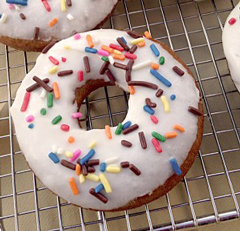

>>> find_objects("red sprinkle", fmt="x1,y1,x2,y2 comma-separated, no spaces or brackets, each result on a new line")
61,124,70,132
61,57,67,62
151,138,162,153
42,0,51,12
48,56,59,65
21,92,31,112
124,53,137,60
228,18,236,25
78,71,84,82
109,43,124,52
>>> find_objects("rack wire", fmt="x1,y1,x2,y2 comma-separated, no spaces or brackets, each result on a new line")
0,0,240,230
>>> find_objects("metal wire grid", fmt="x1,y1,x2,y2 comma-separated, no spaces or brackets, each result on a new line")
0,0,240,230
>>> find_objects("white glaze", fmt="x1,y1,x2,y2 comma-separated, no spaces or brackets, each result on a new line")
10,29,200,210
223,2,240,92
0,0,118,41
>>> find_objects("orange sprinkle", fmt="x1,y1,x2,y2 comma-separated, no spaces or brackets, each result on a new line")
112,54,125,61
49,18,58,27
86,34,94,48
165,132,178,139
76,164,81,176
138,41,146,47
69,177,79,195
52,82,60,99
144,31,152,39
174,124,185,133
105,125,112,139
129,86,135,95
101,45,113,53
151,63,159,70
68,136,75,143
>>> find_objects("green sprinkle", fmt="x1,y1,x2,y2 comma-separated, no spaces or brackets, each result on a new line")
152,131,166,142
47,92,53,108
52,115,62,125
159,56,165,65
115,123,123,135
101,56,109,62
40,108,47,115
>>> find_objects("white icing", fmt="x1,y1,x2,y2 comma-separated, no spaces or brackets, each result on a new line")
0,0,118,41
222,2,240,92
10,29,200,210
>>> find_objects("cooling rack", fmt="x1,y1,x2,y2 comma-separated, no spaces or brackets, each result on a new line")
0,0,240,230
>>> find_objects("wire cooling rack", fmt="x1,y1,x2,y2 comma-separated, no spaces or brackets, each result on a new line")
0,0,240,230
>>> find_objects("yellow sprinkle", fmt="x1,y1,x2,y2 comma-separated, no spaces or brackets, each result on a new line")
106,165,121,173
60,0,66,12
89,141,97,149
65,151,73,158
86,174,99,182
113,49,122,55
161,96,170,113
130,38,144,45
64,45,71,50
48,66,58,74
99,173,112,193
79,174,85,184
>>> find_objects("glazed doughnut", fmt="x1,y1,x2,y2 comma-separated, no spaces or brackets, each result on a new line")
0,0,119,51
10,29,203,211
223,2,240,92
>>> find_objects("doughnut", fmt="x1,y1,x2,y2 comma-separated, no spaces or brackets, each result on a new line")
223,2,240,92
10,29,204,211
0,0,119,51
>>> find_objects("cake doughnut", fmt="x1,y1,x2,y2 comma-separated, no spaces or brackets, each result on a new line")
223,2,240,92
0,0,119,51
10,29,203,211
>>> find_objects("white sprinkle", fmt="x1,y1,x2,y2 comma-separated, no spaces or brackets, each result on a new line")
40,89,47,99
93,38,101,45
132,60,152,71
109,56,114,65
51,145,58,153
105,157,118,164
14,5,21,11
0,14,8,24
57,148,64,155
67,14,74,21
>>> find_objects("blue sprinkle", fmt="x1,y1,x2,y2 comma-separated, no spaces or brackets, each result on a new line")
122,121,132,130
28,123,34,129
150,44,160,57
80,149,95,165
170,158,182,176
100,162,106,172
6,0,28,6
143,105,155,115
0,14,2,19
170,94,176,101
85,47,98,54
48,152,59,164
121,37,127,44
95,184,104,193
150,69,172,88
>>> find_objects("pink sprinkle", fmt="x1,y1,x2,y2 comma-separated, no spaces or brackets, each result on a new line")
26,115,34,123
61,57,67,62
109,43,124,52
61,124,70,132
8,4,15,10
70,149,81,162
72,112,82,119
151,138,162,153
48,56,59,65
229,18,236,25
124,53,137,60
150,115,158,124
98,49,110,56
78,71,84,82
42,0,51,12
21,92,31,112
74,34,81,40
